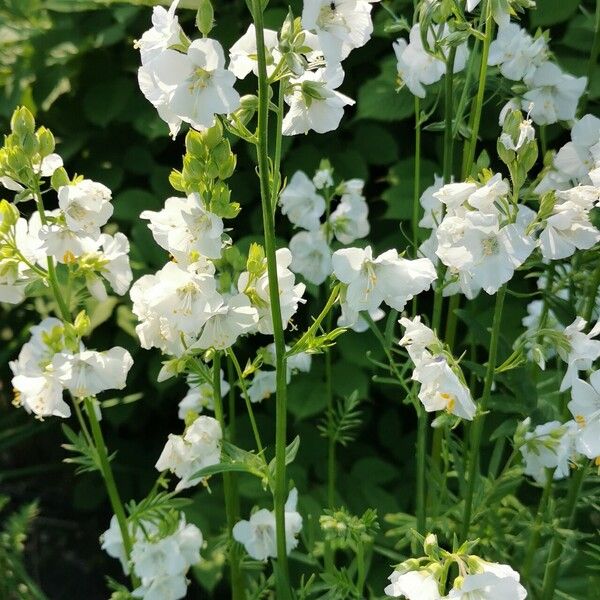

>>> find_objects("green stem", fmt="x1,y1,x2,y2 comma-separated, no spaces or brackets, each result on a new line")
356,541,367,595
325,309,335,509
212,354,244,600
271,80,286,212
540,463,589,599
251,2,291,587
415,401,427,535
412,96,421,257
584,0,600,112
460,284,507,540
443,46,457,184
584,262,600,322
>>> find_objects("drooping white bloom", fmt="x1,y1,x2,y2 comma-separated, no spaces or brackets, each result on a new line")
520,419,577,484
568,371,600,459
418,175,444,229
194,293,259,350
446,561,527,600
52,346,133,398
247,369,277,403
523,62,587,126
329,188,370,244
398,316,438,363
466,173,510,214
9,317,71,419
332,246,436,319
521,299,561,369
282,65,355,136
130,261,222,356
135,0,183,64
263,343,312,379
177,371,229,420
384,569,441,599
465,0,510,24
301,0,379,63
539,186,600,260
279,171,326,231
57,180,113,238
412,354,476,420
155,415,222,490
558,317,600,391
432,182,477,212
313,168,334,190
93,232,133,298
141,194,224,262
289,229,332,285
393,24,468,99
100,515,135,574
229,24,280,79
233,488,302,560
238,248,306,335
488,23,547,81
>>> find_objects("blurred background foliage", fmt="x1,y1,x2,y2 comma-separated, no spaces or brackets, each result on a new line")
0,0,599,598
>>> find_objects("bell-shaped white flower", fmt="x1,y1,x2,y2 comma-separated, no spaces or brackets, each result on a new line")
52,346,133,398
233,488,302,560
135,0,183,65
178,371,229,420
398,316,438,363
445,561,527,600
568,371,600,459
247,370,277,403
229,24,280,79
418,175,444,229
289,229,332,285
279,171,326,231
95,232,133,298
57,180,113,238
329,189,370,244
385,569,441,599
558,317,600,391
282,65,355,136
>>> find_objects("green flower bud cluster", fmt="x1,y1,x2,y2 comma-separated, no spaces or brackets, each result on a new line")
319,507,379,545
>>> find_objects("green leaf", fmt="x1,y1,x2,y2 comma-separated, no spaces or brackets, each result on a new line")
530,0,580,26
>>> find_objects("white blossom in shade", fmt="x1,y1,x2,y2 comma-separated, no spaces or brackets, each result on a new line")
279,171,326,231
329,190,370,244
100,515,135,574
141,194,224,262
332,246,436,315
247,370,277,403
433,182,477,212
264,343,312,378
393,24,468,99
301,0,378,63
435,207,536,295
467,174,510,214
418,175,444,229
313,168,334,190
488,23,547,81
539,186,600,260
9,318,70,419
282,65,355,136
57,180,113,238
446,561,527,600
568,371,600,459
238,248,306,335
155,415,222,491
558,317,600,391
289,229,332,285
132,575,188,600
337,295,385,332
466,0,511,24
522,62,587,126
95,232,133,298
398,316,438,363
229,24,280,79
520,418,577,484
194,293,259,350
130,262,222,356
52,347,133,398
177,371,229,420
384,569,441,599
521,299,561,369
412,354,476,420
233,488,302,560
135,0,182,65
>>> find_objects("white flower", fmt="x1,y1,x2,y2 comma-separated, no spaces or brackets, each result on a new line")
0,153,63,196
247,370,277,403
412,354,476,420
329,190,370,244
393,24,468,99
238,248,306,335
132,575,188,600
385,569,441,599
301,0,378,63
264,343,312,378
520,419,577,484
279,171,326,230
141,194,224,262
466,174,510,214
57,180,113,238
100,515,134,574
229,24,280,79
194,293,259,350
568,371,600,459
488,23,547,81
40,216,100,264
418,175,444,229
135,0,183,65
523,62,587,126
398,315,438,363
539,186,600,260
93,232,133,298
155,415,222,490
499,116,535,152
558,317,600,391
52,346,133,398
313,168,334,190
433,182,477,212
9,318,71,419
130,262,222,356
289,229,332,285
445,561,527,600
522,299,561,368
332,246,436,316
233,488,302,560
177,371,229,420
282,65,355,136
466,0,510,24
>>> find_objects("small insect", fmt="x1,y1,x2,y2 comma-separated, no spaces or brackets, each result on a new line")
330,1,336,9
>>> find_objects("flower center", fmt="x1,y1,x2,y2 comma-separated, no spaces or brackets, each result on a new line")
575,414,586,426
67,201,88,220
317,2,347,31
176,282,199,315
481,236,499,256
440,392,455,412
190,67,212,91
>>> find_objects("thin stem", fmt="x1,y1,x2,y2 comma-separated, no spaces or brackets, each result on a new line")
226,348,264,455
415,402,427,535
584,262,600,322
583,0,600,112
212,353,244,600
443,46,457,184
540,463,589,599
271,80,286,212
251,1,291,586
461,284,507,540
325,309,335,509
412,96,421,257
